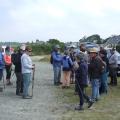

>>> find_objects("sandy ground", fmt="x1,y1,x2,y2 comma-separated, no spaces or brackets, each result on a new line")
0,62,63,120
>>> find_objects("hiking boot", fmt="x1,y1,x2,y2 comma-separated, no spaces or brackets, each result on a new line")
88,100,94,108
75,105,84,111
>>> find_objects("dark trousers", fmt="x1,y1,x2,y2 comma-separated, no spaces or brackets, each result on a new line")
15,72,23,94
109,67,117,85
5,65,12,80
0,69,3,81
76,80,89,106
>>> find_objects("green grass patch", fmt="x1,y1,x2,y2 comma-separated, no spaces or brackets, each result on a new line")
54,79,120,120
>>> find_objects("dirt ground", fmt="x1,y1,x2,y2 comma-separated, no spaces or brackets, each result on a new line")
0,61,120,120
0,62,64,120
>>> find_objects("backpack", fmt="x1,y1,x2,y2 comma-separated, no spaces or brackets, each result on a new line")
12,53,21,65
4,54,12,65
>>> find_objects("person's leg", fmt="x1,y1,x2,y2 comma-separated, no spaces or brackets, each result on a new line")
23,73,31,97
5,65,12,84
58,67,61,84
66,71,71,87
0,69,3,81
16,72,23,95
53,67,58,85
75,78,78,94
75,83,84,110
103,72,108,93
113,68,117,86
109,67,114,85
15,73,20,95
20,73,23,93
62,71,66,87
91,79,98,101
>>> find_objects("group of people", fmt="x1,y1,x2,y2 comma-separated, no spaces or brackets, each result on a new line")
0,45,35,99
51,44,118,110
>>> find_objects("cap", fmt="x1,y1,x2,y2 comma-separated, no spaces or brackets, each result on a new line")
20,44,26,51
70,44,76,48
54,45,60,49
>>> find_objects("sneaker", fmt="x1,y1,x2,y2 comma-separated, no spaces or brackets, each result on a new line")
75,105,84,111
88,101,94,108
22,96,32,99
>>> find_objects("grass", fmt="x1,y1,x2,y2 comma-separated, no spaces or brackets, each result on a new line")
54,78,120,120
39,55,50,62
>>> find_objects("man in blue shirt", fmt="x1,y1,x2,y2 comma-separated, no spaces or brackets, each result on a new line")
51,45,62,85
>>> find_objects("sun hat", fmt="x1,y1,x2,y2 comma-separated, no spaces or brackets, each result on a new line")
89,48,98,53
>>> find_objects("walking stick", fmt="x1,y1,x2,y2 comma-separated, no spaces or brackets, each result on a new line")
31,64,35,97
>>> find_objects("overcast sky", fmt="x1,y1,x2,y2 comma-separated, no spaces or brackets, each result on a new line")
0,0,120,42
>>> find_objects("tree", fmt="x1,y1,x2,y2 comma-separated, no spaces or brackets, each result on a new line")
47,39,60,45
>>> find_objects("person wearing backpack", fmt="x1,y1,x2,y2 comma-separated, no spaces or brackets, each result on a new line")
12,46,24,95
4,46,12,85
0,47,5,92
51,45,62,86
62,50,73,88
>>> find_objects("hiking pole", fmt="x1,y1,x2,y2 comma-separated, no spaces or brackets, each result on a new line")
31,64,35,97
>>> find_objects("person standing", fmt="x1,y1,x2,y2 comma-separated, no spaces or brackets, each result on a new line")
0,47,5,92
12,46,24,95
109,48,118,86
99,48,109,94
62,50,73,88
75,54,93,110
21,46,34,99
51,45,62,86
4,46,12,85
89,48,105,102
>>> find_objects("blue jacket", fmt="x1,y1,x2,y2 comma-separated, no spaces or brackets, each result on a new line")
62,55,73,71
75,60,88,86
0,52,5,69
52,51,62,68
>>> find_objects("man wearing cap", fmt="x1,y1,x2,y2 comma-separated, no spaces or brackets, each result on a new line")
89,48,105,101
51,44,62,85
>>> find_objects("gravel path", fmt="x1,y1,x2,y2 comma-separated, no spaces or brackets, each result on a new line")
0,62,63,120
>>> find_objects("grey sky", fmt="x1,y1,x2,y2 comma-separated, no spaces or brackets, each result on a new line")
0,0,120,42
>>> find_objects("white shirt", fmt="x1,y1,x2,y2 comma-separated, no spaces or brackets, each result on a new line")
21,53,33,74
